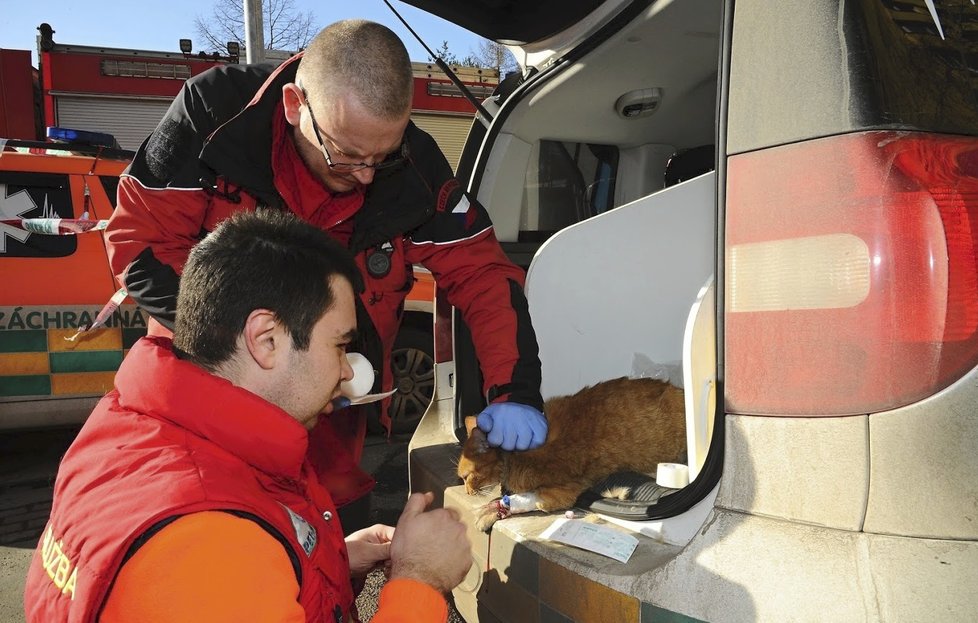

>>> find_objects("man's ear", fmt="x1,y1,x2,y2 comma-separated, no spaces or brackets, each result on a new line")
242,309,284,370
282,82,303,127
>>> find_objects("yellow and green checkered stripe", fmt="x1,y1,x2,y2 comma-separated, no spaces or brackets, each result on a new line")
0,307,147,399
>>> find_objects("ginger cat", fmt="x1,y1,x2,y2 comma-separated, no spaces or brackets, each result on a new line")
457,376,686,531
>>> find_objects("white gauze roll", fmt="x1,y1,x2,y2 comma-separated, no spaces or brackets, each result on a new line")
656,463,690,489
340,352,374,398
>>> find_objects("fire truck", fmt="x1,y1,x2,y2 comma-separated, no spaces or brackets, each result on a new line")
0,22,499,168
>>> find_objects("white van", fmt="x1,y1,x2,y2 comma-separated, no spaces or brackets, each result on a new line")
406,0,978,621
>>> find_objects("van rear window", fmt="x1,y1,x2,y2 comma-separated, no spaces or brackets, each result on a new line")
518,140,618,243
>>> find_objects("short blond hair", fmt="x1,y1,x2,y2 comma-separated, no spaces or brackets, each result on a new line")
297,20,413,120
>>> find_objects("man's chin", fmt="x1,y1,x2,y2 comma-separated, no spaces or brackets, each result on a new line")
325,178,360,194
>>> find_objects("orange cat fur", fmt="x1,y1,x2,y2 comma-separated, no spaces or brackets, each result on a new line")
457,376,686,530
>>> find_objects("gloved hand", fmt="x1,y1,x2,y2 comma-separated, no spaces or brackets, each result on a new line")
476,402,547,451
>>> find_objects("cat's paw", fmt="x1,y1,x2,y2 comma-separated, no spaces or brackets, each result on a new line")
600,485,632,500
475,498,510,532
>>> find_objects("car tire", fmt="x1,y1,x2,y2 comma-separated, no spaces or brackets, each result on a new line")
375,325,435,435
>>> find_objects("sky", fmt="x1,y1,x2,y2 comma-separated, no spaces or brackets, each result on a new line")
0,0,486,66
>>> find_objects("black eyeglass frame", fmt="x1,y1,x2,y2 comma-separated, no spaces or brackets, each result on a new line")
299,87,409,173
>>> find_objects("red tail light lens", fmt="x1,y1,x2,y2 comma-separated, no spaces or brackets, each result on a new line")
725,131,978,415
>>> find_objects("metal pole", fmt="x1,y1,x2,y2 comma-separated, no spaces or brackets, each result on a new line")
243,0,265,63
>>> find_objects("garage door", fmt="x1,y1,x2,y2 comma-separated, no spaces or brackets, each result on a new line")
411,113,474,173
55,96,171,151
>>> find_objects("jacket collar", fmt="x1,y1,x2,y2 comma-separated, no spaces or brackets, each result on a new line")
269,100,365,230
114,336,309,481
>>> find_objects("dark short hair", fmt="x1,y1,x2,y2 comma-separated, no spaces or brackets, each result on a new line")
174,209,361,369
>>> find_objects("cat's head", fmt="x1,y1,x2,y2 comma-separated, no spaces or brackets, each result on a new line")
457,416,503,495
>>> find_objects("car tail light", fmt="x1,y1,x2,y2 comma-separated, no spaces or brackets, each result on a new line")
725,131,978,415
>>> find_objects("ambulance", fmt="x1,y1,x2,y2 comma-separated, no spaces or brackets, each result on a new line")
0,130,135,429
0,129,437,433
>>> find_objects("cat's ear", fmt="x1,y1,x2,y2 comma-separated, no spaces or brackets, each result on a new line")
464,416,492,454
470,427,491,454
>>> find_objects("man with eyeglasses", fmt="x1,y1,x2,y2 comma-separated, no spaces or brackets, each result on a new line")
105,19,548,532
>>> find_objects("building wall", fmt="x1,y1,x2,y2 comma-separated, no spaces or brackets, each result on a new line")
411,112,476,172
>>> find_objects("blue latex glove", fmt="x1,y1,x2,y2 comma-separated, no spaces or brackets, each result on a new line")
476,402,548,451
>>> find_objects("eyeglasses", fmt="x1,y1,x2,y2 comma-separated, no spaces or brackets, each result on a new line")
300,87,409,173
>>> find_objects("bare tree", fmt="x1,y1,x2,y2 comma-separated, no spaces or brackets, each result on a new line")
470,39,519,77
429,39,518,77
428,41,460,66
194,0,317,54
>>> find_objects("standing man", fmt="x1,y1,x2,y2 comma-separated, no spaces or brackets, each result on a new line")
24,210,472,622
105,19,547,526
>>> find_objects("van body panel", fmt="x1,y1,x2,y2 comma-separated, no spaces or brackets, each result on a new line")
717,414,870,531
864,364,978,540
728,0,978,154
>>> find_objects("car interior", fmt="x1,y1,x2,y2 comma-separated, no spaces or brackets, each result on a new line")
453,0,724,515
487,0,720,231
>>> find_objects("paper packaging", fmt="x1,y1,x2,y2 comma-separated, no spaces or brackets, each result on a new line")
540,518,639,563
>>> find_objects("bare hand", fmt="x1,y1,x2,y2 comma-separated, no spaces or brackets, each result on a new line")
345,523,395,579
389,492,472,593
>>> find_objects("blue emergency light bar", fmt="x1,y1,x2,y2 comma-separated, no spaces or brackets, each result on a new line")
46,126,119,148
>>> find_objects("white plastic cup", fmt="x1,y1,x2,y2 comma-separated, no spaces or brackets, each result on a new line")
340,352,374,398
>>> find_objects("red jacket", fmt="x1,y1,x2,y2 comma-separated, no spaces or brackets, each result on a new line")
105,55,543,505
23,336,355,622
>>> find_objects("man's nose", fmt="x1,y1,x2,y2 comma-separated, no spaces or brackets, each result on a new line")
352,167,376,185
341,356,355,382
